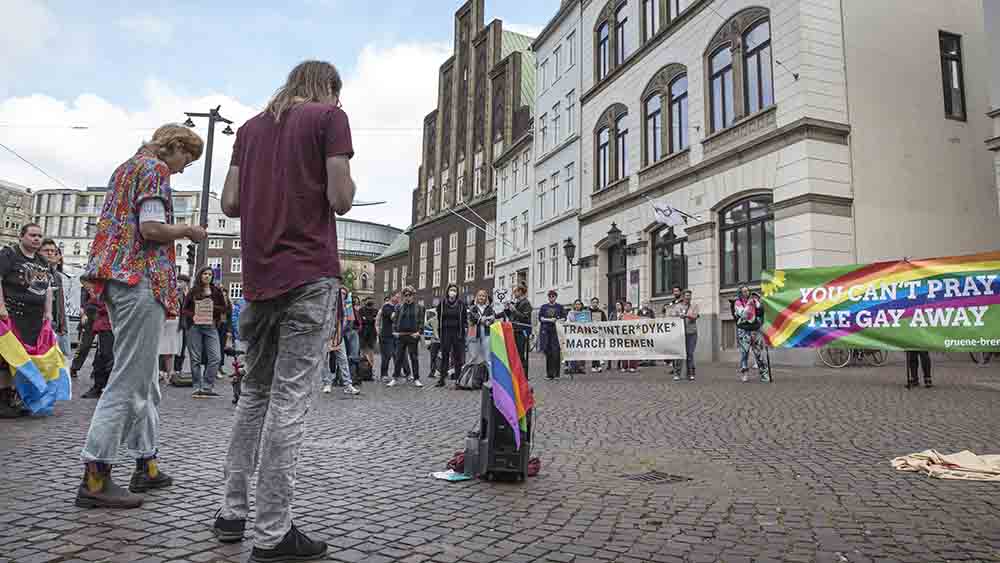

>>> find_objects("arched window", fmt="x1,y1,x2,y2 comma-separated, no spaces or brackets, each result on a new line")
597,23,610,79
719,195,774,287
668,74,688,152
615,115,628,179
744,20,773,115
597,127,611,189
644,94,662,164
652,226,686,297
709,47,734,132
615,3,629,65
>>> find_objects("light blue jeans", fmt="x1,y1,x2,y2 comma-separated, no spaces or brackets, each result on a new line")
57,333,71,360
187,324,221,391
80,279,165,463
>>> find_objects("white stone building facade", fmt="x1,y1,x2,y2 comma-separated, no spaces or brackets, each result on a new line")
574,0,999,364
494,134,534,296
530,1,586,305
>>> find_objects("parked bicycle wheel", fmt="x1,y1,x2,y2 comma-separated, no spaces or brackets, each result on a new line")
866,349,889,367
818,347,851,369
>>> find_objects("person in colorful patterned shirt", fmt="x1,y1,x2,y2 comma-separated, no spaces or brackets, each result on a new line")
76,124,207,510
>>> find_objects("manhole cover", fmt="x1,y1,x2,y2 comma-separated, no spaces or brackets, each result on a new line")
621,470,691,484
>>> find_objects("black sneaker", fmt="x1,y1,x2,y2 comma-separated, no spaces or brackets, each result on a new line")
81,386,102,399
250,524,327,563
213,510,246,543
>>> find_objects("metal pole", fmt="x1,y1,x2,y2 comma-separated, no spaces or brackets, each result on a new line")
196,113,216,269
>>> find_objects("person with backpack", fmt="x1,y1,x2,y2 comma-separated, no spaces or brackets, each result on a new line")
733,286,770,383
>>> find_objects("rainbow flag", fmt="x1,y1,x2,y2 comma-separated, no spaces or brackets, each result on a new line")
489,321,534,449
1,319,71,415
762,251,1000,351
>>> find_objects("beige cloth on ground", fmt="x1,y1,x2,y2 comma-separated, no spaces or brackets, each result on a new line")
891,449,1000,481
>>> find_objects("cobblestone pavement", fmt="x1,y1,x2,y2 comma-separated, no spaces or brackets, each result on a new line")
2,355,999,563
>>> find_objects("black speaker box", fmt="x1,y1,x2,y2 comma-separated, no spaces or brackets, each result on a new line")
477,381,532,481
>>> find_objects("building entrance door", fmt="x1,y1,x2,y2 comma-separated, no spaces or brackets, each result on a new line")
607,244,627,310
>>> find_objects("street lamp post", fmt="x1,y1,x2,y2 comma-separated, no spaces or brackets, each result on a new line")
183,105,234,269
562,237,584,300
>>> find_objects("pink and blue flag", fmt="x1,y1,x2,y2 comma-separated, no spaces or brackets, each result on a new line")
0,319,71,415
489,321,535,449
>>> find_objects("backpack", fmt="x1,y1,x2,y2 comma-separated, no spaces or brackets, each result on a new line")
457,363,488,390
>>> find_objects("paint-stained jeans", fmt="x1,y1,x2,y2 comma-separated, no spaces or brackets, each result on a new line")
737,328,770,380
219,278,337,550
81,279,165,463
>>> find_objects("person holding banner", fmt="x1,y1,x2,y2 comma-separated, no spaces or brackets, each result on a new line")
588,298,608,372
905,351,932,389
733,287,770,383
620,303,641,373
671,290,699,381
566,300,590,375
538,290,566,380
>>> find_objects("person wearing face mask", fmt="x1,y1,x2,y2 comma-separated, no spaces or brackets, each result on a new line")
538,290,566,380
435,284,467,388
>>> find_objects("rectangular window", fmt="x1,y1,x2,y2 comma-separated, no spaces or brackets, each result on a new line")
567,31,576,67
209,239,223,249
217,218,227,230
499,222,507,257
473,151,484,196
465,263,476,282
615,5,629,64
208,257,222,270
230,257,242,273
566,91,576,135
485,258,495,279
232,239,241,250
448,266,457,284
513,158,520,192
392,268,399,290
550,244,559,285
552,103,561,146
522,151,530,186
449,232,458,249
940,31,966,121
550,172,560,216
501,166,509,200
537,180,546,222
434,238,442,255
539,113,548,153
456,173,465,204
510,215,519,252
541,59,548,90
419,272,427,289
554,46,562,77
643,0,659,42
420,242,428,259
384,272,390,293
401,265,408,284
566,254,574,283
466,226,477,262
521,211,529,249
229,283,243,300
565,162,575,209
433,270,442,287
537,249,546,289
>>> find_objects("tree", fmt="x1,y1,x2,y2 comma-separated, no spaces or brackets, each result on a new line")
342,268,357,292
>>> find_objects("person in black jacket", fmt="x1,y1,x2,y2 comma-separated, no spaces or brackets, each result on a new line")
506,284,533,378
358,297,378,372
389,286,425,387
435,284,467,387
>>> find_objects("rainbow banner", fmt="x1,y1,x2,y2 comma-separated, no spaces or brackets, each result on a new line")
489,321,535,449
1,319,71,415
762,251,1000,351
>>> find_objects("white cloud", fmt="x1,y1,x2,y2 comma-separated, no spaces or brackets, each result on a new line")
116,14,174,45
0,40,450,230
0,0,57,86
502,22,543,38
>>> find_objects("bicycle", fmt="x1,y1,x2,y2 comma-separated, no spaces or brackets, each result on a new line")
817,347,889,369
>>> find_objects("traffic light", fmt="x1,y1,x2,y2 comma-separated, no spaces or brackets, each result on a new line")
186,243,196,267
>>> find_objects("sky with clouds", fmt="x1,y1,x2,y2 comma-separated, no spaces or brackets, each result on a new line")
0,0,557,229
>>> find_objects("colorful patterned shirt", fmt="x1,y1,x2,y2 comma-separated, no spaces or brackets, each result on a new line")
82,147,178,315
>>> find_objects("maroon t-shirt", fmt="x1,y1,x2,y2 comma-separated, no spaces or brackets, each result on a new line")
231,103,354,301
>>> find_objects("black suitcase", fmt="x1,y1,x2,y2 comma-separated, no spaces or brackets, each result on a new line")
477,381,532,481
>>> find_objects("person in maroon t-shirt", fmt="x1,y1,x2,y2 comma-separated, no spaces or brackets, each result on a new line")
213,60,355,562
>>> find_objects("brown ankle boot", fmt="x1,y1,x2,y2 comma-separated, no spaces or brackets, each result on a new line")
75,463,143,509
129,457,173,493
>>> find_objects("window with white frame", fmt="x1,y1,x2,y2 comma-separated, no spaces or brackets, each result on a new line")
433,237,442,287
484,221,495,279
550,244,559,285
433,270,442,287
510,215,519,252
521,151,530,186
567,31,576,67
229,283,243,300
566,253,574,282
401,265,408,285
208,239,223,249
232,239,241,250
465,227,476,282
499,222,508,258
485,258,495,279
512,158,520,193
552,103,561,146
456,168,465,205
539,113,548,154
465,263,475,282
537,249,546,289
448,232,458,284
500,165,509,200
448,265,457,284
536,180,546,223
384,271,390,293
231,257,242,273
217,218,227,230
521,211,529,249
550,171,560,217
473,151,483,196
419,271,427,289
565,162,575,209
392,267,399,290
566,91,576,136
426,176,436,216
208,257,222,270
554,46,562,76
440,168,450,210
541,59,548,91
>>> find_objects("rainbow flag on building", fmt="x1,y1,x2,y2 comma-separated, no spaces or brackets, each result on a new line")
1,319,71,415
489,321,534,449
762,252,1000,351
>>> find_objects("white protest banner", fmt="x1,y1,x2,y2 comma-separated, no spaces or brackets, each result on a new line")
557,318,686,360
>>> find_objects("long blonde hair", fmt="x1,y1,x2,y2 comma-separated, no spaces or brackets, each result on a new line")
266,60,343,122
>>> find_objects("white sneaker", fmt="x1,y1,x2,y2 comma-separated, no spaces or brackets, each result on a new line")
414,380,424,388
387,378,398,387
323,384,333,394
672,375,681,381
740,374,749,383
343,384,360,395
